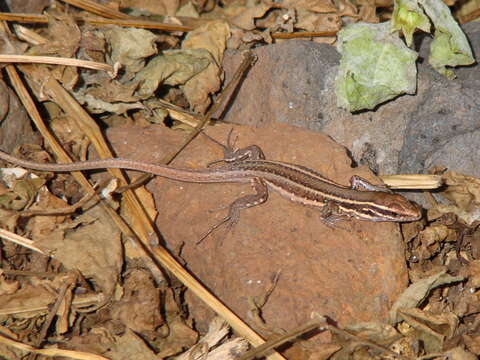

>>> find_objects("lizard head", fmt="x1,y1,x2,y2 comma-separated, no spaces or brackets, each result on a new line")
350,193,422,222
366,193,423,222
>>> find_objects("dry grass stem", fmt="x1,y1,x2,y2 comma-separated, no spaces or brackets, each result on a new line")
0,228,44,254
0,54,114,75
0,12,193,32
380,174,443,189
0,332,109,360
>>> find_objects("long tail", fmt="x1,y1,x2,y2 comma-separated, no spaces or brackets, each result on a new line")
0,150,237,183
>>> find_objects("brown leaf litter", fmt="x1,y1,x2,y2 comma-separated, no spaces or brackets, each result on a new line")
0,1,478,360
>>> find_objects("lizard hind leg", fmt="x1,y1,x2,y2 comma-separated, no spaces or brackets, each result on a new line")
205,129,265,167
196,178,269,244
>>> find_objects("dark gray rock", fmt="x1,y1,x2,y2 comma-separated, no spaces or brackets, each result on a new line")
219,22,480,180
220,40,340,130
399,22,480,175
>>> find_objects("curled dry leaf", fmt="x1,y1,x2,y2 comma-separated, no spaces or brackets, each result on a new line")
156,317,199,358
295,10,342,32
35,206,123,303
0,171,46,212
85,77,140,104
445,346,478,360
121,186,157,224
182,21,231,113
357,0,380,22
27,12,81,90
283,0,338,13
26,187,71,240
0,273,20,296
398,308,458,353
432,171,480,225
104,329,159,360
74,92,145,115
54,273,76,335
103,27,158,75
413,224,455,260
389,270,464,324
345,321,401,344
224,2,272,30
461,260,480,289
0,281,56,319
462,334,480,355
135,49,211,98
109,269,163,333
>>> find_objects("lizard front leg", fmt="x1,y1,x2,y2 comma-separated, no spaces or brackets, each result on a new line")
349,175,392,193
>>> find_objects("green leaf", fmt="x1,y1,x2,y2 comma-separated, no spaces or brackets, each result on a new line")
392,0,431,47
335,22,418,112
419,0,475,79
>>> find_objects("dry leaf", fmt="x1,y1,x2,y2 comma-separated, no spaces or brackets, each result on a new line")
0,174,46,212
0,273,20,296
0,282,56,319
389,270,464,323
175,319,249,360
110,269,163,333
389,336,420,358
182,21,230,112
104,329,159,360
337,0,359,17
35,206,123,301
225,2,272,30
26,187,72,240
357,0,380,22
103,27,158,75
86,78,140,104
444,346,477,360
27,12,81,89
462,333,480,355
131,186,157,222
49,116,88,152
157,317,199,358
177,1,201,17
135,49,212,98
432,172,480,224
55,274,76,334
182,21,230,64
120,0,179,15
345,322,400,344
256,8,296,32
283,0,337,13
296,10,342,32
413,224,455,260
398,308,458,352
75,93,145,114
461,260,480,289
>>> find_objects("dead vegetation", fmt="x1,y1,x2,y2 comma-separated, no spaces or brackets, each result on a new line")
0,0,479,359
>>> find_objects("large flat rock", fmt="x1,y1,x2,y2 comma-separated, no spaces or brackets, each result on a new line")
106,123,409,334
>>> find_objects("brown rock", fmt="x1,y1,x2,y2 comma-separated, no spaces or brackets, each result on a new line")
106,123,408,334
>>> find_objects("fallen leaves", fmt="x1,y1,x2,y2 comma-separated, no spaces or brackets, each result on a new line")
0,0,478,359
